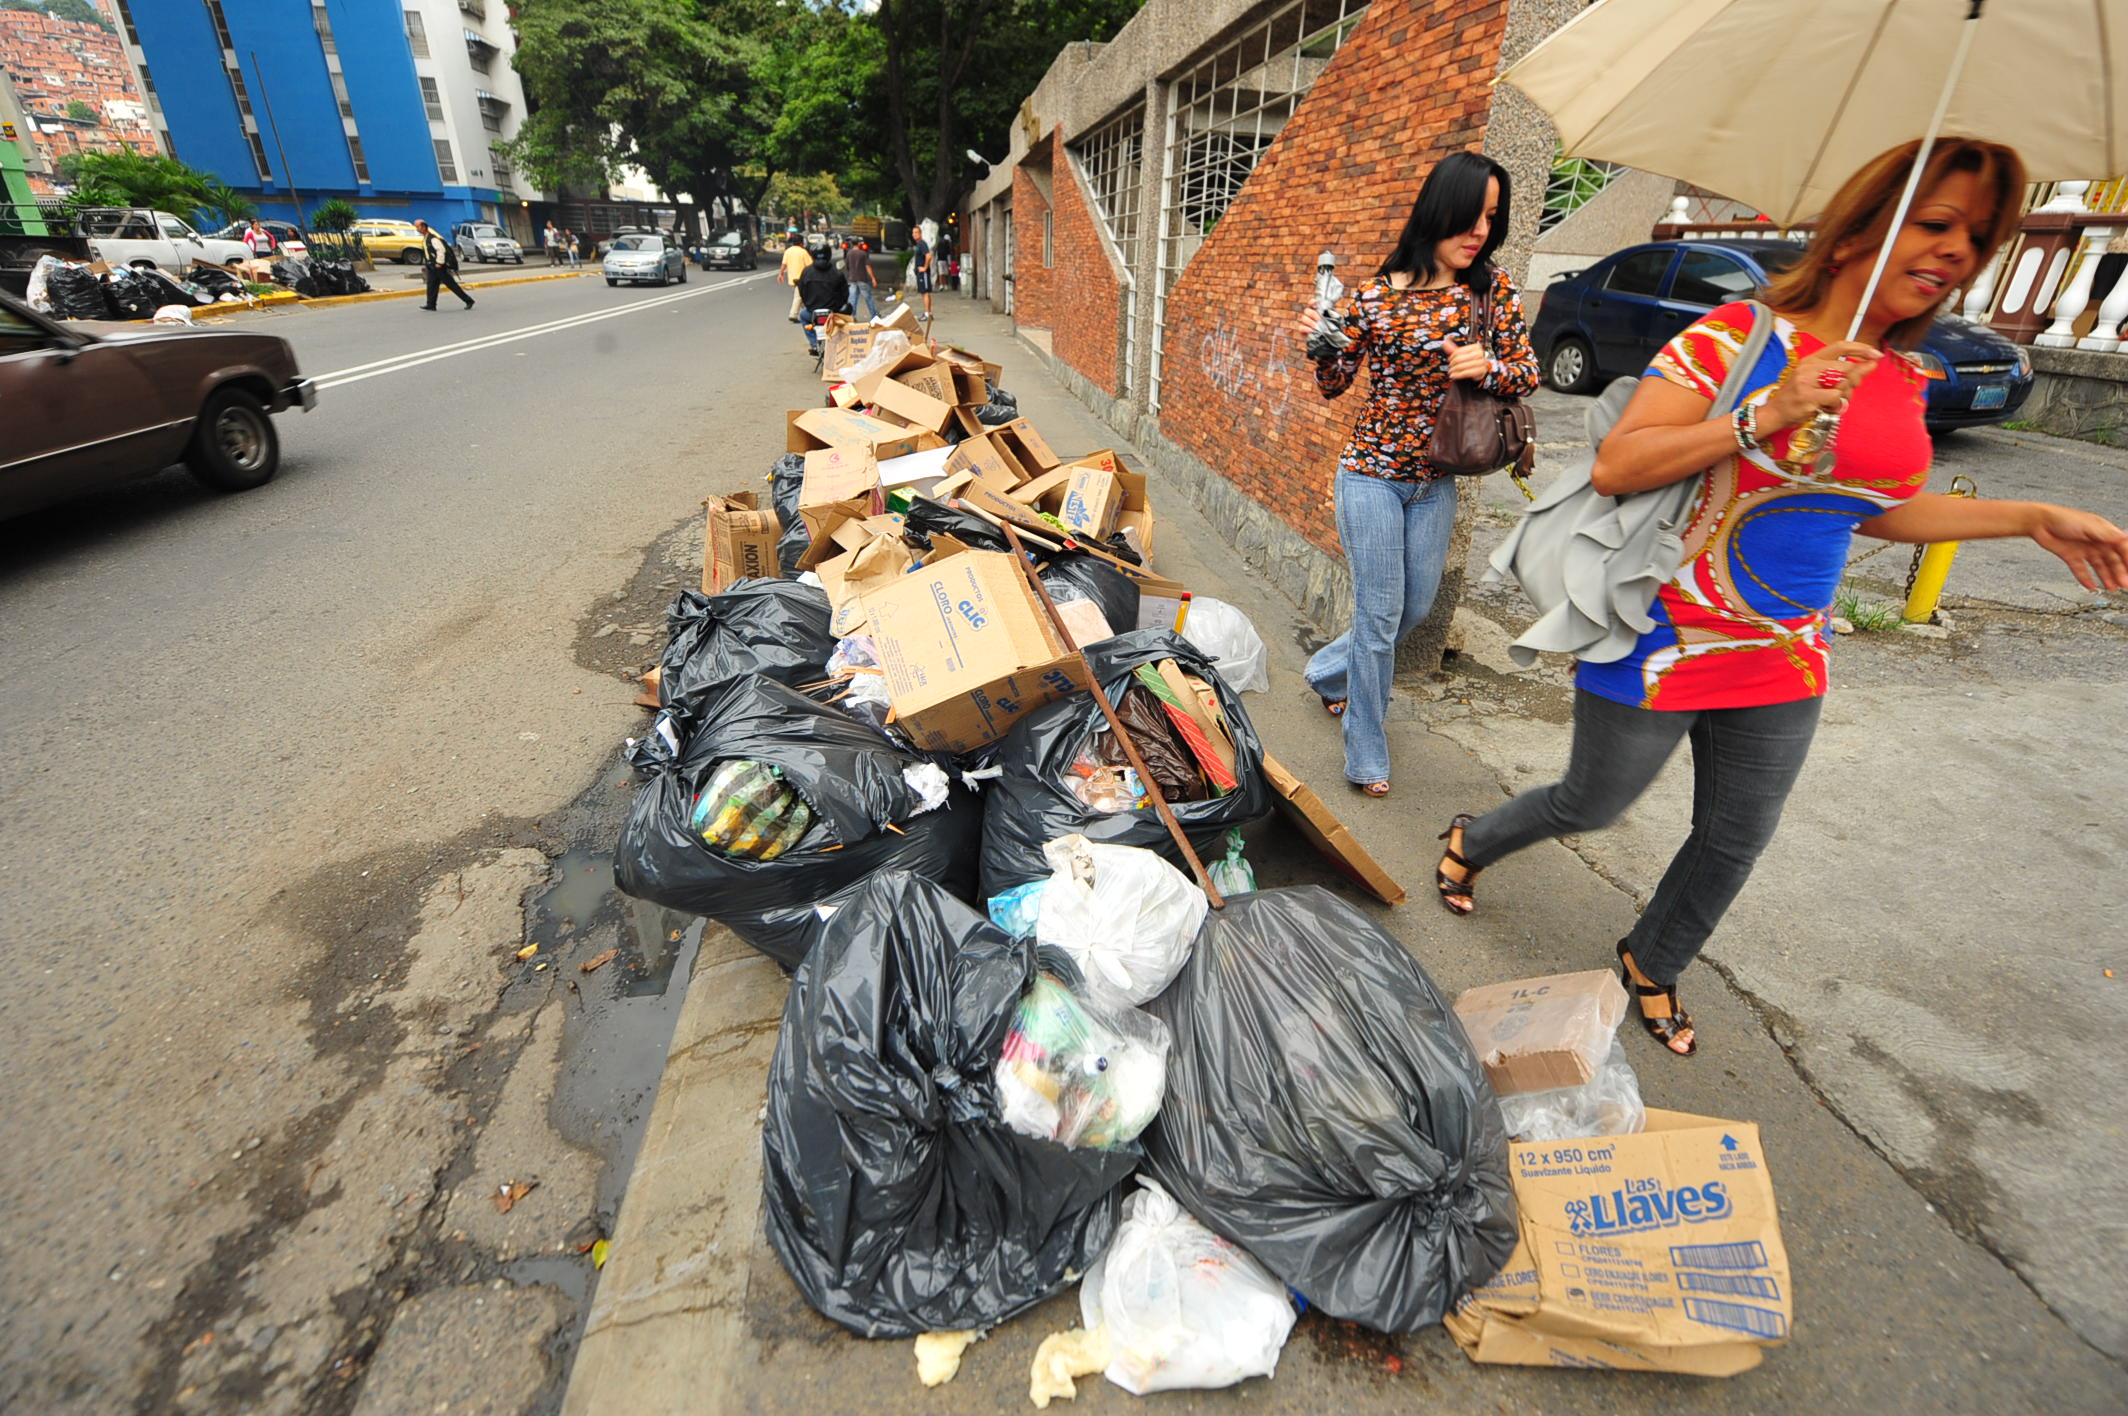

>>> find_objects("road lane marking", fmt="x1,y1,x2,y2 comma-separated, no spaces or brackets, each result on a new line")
312,273,769,390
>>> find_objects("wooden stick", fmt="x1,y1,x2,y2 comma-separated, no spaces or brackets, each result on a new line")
949,497,1067,554
1001,522,1224,909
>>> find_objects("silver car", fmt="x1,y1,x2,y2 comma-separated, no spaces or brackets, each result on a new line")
454,222,524,264
603,234,687,287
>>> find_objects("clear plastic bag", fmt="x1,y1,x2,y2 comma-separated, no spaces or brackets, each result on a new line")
1206,828,1256,896
997,971,1170,1150
1495,1039,1645,1142
1179,596,1270,694
1080,1179,1295,1394
1031,835,1205,1004
824,634,892,729
829,327,912,384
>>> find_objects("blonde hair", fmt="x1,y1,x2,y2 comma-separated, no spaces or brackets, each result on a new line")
1763,137,2026,348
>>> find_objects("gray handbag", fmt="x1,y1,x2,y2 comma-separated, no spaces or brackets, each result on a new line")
1483,300,1773,667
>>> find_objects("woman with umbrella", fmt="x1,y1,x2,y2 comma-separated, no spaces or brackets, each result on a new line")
1435,137,2128,1056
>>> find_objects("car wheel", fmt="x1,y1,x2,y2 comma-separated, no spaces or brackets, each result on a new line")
679,263,688,283
513,255,524,264
1546,335,1599,395
607,278,618,287
400,248,422,265
185,387,279,493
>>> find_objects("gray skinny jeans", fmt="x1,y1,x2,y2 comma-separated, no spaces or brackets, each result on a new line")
1461,688,1823,986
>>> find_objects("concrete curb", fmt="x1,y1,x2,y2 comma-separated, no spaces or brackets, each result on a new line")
200,269,589,319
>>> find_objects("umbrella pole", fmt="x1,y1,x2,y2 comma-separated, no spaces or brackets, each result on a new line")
1844,0,1986,340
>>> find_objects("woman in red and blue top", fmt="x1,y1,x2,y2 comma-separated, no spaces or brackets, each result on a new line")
1302,152,1540,797
1435,138,2128,1057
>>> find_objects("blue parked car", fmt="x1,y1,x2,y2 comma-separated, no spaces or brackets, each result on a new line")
1529,239,2033,430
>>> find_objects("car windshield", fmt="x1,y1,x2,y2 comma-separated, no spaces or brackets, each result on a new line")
712,233,742,245
612,236,659,252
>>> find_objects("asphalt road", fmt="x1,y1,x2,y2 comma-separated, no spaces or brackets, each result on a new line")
0,266,799,1414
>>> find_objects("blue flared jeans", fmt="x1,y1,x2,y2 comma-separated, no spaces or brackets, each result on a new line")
1304,469,1458,784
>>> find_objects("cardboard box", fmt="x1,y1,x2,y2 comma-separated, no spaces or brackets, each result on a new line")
872,303,922,337
815,528,916,637
1450,1110,1790,1376
858,366,956,433
943,430,1031,490
1454,970,1627,1096
786,407,926,461
1260,753,1407,906
821,324,877,383
892,360,965,410
796,446,884,570
861,550,1092,755
1056,465,1123,539
936,345,1003,389
992,418,1060,472
700,490,780,593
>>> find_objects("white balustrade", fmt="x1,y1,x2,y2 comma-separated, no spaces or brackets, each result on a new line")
2033,180,2091,215
1960,248,2004,321
2036,228,2118,348
2076,234,2128,352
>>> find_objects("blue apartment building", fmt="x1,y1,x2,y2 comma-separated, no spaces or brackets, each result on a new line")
113,0,525,235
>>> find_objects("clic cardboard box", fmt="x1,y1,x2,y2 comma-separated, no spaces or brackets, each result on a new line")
1454,970,1627,1095
700,490,780,593
1449,1109,1791,1377
861,550,1092,755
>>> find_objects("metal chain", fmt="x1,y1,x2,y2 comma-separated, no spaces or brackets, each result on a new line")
1903,474,1980,601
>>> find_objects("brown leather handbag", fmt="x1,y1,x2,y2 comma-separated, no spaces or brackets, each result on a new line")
1431,277,1535,481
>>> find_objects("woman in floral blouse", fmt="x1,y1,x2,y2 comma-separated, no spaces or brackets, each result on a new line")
1301,151,1540,796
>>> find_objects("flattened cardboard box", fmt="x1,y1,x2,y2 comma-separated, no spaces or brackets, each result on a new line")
1454,970,1626,1095
700,490,780,593
786,407,925,460
861,550,1092,755
1259,753,1405,906
1455,1109,1791,1374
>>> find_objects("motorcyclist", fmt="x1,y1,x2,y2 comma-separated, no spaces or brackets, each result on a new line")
796,247,850,354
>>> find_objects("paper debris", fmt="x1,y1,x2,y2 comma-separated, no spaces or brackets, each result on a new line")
1029,1326,1108,1408
913,1329,980,1387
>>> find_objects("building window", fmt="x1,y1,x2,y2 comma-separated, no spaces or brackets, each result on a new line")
312,5,336,56
489,146,511,180
328,71,353,120
464,31,492,74
244,128,271,182
433,137,458,183
458,0,486,16
1071,105,1144,392
1042,211,1053,267
347,133,369,184
205,0,235,54
113,0,141,45
419,76,443,121
404,9,429,58
476,89,505,132
1151,0,1369,409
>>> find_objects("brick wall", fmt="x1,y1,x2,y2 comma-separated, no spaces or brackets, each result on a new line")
1010,159,1056,331
1155,0,1511,558
1045,127,1125,397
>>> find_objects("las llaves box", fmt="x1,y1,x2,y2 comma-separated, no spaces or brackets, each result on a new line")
1454,970,1627,1095
1056,465,1123,539
1449,1109,1791,1378
700,490,780,593
861,550,1092,755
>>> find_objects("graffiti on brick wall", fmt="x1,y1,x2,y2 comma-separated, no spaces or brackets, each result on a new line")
1195,318,1293,420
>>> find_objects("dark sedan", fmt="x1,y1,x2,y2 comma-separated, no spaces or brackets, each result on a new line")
699,230,758,270
0,287,315,518
1530,238,2034,430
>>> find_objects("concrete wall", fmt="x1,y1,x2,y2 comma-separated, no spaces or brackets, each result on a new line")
2023,347,2128,446
1527,165,1676,306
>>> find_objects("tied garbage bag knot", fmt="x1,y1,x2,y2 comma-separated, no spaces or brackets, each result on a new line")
930,1061,993,1125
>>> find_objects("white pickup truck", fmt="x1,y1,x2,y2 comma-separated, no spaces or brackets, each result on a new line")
73,207,251,271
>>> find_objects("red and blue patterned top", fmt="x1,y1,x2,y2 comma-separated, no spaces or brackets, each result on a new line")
1577,301,1933,711
1314,265,1541,482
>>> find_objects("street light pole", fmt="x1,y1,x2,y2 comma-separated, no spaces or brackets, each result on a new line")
247,50,306,230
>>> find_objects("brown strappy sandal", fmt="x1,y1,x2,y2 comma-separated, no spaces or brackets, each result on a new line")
1319,695,1347,717
1350,779,1390,798
1435,813,1480,916
1618,940,1698,1056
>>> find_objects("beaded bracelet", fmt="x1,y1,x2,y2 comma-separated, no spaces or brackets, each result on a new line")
1732,399,1760,453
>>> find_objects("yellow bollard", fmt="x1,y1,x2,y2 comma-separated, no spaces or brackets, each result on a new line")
1902,475,1978,623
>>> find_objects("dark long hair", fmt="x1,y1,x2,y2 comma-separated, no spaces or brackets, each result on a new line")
1376,151,1511,288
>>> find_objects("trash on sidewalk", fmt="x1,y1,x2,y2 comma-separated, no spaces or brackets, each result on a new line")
762,872,1138,1337
614,679,979,970
1177,595,1271,693
1446,1110,1791,1377
1140,887,1516,1332
1258,753,1405,905
1496,1038,1645,1143
701,491,781,593
767,453,811,577
995,964,1169,1150
913,1329,981,1387
1454,968,1628,1095
1079,1178,1296,1395
979,632,1272,900
995,835,1205,1003
656,580,837,733
1205,827,1257,896
1028,1325,1110,1409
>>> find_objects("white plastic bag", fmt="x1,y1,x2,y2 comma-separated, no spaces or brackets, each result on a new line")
24,253,62,314
829,328,912,384
1496,1039,1645,1142
1179,596,1270,693
1035,835,1206,1004
1080,1179,1295,1394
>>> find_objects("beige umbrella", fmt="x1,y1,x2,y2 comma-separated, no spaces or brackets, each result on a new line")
1500,0,2125,226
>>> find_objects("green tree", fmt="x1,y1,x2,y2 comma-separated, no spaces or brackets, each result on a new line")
63,152,213,214
64,99,96,122
764,171,847,228
197,177,255,227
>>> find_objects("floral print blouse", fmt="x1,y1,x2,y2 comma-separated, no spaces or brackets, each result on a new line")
1313,265,1541,481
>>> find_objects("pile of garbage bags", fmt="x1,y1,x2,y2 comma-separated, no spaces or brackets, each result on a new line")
656,578,838,732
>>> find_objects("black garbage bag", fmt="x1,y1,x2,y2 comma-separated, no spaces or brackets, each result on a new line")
975,399,1019,426
979,630,1273,899
271,257,322,296
657,579,837,732
1141,886,1516,1331
614,675,980,969
763,870,1139,1337
136,266,210,307
901,495,1011,554
101,267,161,320
984,383,1018,412
770,452,810,576
311,259,367,295
187,262,246,297
47,263,107,320
1039,551,1139,633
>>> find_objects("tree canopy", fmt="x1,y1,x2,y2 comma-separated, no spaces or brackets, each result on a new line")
504,0,1143,229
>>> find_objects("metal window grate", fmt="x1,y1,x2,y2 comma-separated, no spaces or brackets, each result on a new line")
348,133,369,184
434,137,457,184
1071,106,1144,392
312,5,336,56
1150,0,1368,409
404,9,428,58
1540,154,1621,234
419,76,443,121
